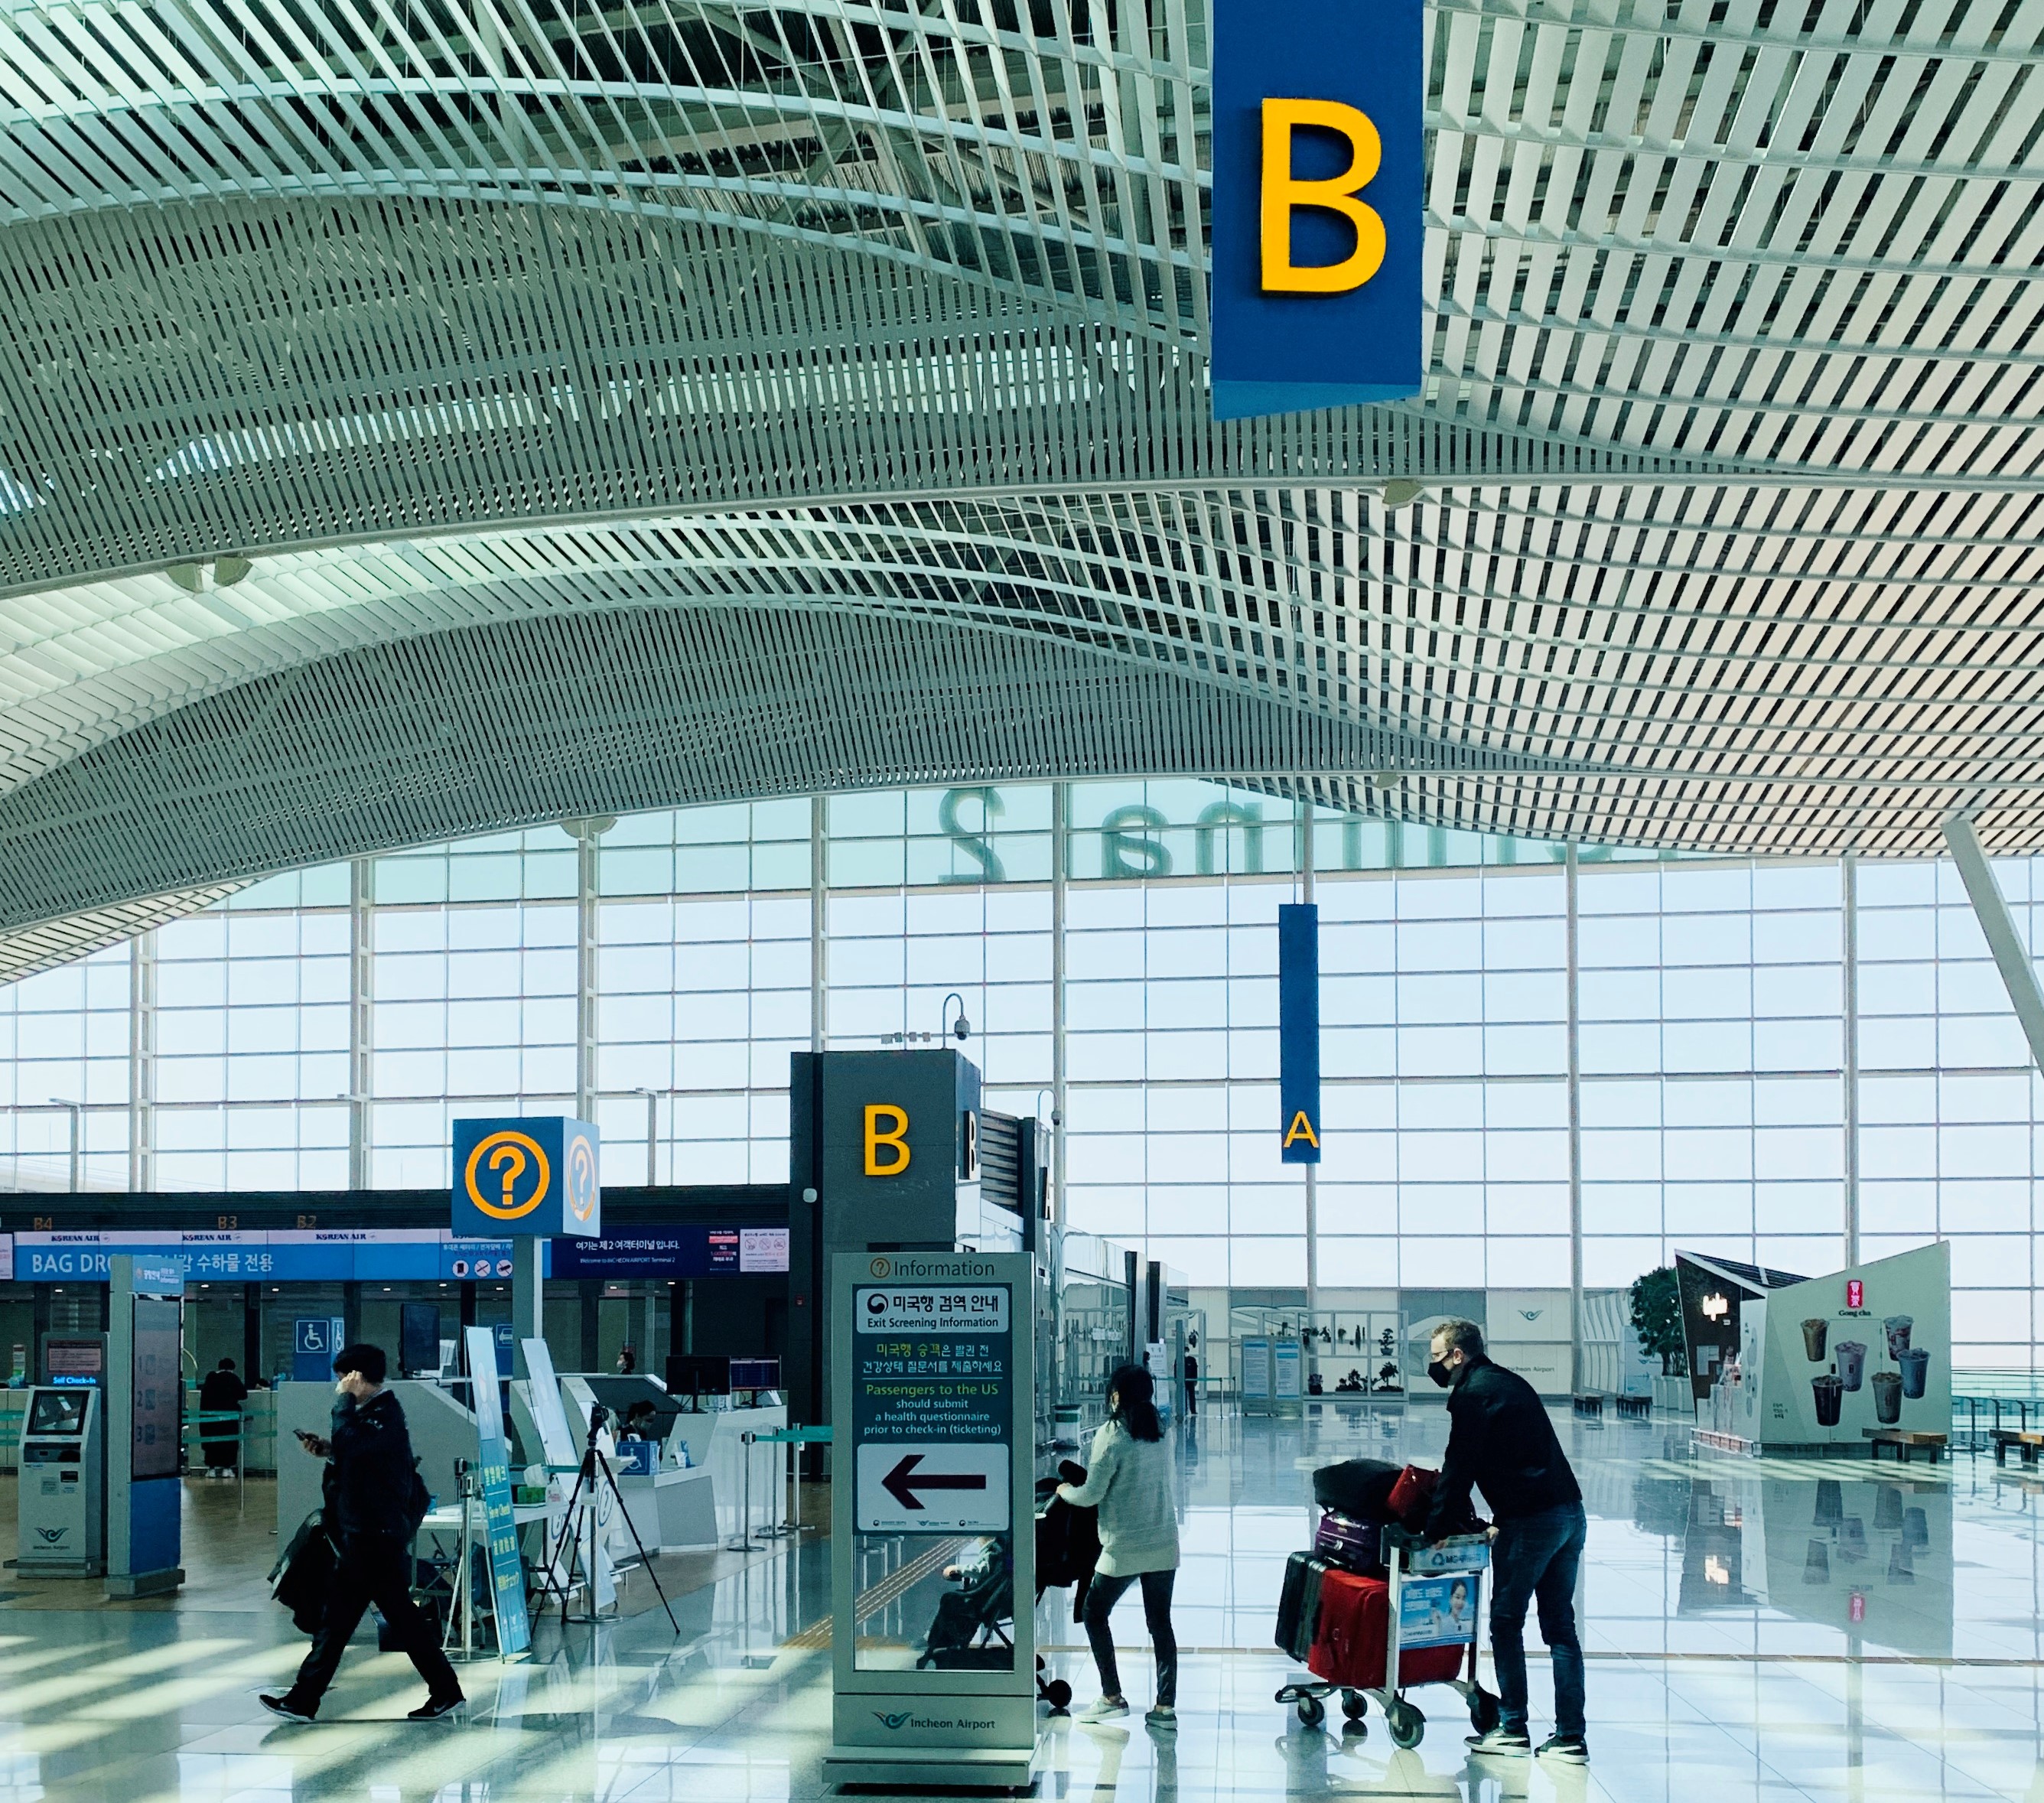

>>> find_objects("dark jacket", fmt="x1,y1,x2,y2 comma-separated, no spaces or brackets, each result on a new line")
1426,1356,1580,1536
326,1388,421,1545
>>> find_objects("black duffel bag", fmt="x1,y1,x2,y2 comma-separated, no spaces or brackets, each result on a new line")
1311,1457,1403,1521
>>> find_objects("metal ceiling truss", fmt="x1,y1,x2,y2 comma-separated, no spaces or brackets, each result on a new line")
0,0,2039,943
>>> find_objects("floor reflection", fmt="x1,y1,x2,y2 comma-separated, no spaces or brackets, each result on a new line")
0,1413,2038,1799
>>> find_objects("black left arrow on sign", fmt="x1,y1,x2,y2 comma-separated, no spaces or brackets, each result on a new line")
881,1453,988,1512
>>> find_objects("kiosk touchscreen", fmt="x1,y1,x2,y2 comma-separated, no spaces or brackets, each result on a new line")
18,1386,105,1574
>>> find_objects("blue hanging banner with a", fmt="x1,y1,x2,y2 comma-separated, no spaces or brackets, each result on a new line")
1209,0,1424,421
1279,903,1322,1163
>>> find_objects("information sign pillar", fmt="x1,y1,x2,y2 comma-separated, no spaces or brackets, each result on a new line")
826,1250,1037,1789
106,1254,184,1599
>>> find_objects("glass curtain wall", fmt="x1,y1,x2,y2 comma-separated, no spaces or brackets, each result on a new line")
0,782,2036,1365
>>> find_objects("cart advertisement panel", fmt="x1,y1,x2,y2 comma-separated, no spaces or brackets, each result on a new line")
1397,1573,1480,1648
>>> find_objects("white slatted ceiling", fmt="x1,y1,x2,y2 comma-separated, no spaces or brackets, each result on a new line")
0,0,2033,940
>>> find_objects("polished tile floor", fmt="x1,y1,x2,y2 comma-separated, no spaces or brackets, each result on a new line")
4,1404,2044,1799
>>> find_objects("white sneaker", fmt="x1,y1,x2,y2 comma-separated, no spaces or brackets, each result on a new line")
1078,1697,1130,1722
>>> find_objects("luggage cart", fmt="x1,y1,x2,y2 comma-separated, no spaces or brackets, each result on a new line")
1276,1526,1499,1751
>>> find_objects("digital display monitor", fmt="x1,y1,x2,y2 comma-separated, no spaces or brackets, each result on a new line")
131,1297,181,1480
44,1338,103,1386
730,1357,780,1391
28,1390,86,1435
399,1302,441,1377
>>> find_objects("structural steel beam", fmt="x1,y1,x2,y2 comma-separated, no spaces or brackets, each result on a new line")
1943,812,2044,1077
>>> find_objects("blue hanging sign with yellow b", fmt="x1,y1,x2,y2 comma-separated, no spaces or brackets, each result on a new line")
451,1117,601,1239
1209,0,1424,421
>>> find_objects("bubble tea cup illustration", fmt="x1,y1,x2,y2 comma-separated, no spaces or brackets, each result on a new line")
1883,1315,1914,1360
1802,1317,1829,1362
1871,1369,1902,1424
1899,1346,1929,1399
1835,1339,1867,1391
1812,1370,1844,1427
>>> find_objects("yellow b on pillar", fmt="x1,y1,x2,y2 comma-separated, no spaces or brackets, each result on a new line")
1260,98,1385,293
864,1103,911,1176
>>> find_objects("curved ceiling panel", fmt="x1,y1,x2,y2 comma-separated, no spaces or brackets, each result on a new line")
0,0,2039,937
0,601,1561,929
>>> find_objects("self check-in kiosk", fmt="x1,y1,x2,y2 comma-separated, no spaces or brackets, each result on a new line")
18,1385,106,1574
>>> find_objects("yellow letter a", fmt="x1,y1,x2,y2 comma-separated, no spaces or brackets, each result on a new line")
1261,98,1385,293
1284,1111,1320,1149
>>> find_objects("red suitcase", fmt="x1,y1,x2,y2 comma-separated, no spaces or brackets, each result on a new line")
1308,1567,1467,1691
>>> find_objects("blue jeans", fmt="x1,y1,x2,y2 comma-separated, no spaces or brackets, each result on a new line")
1487,1502,1587,1739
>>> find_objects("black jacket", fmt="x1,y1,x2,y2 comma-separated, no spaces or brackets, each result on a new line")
325,1389,421,1544
1426,1356,1580,1535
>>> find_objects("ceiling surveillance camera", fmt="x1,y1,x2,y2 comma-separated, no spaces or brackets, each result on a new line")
953,1015,971,1041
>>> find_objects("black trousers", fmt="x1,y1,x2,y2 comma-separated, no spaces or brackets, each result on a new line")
1082,1569,1177,1707
291,1536,460,1710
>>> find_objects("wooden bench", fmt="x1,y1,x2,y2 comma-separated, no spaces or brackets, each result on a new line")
1614,1395,1652,1421
1572,1394,1603,1418
1864,1428,1947,1465
1992,1428,2044,1466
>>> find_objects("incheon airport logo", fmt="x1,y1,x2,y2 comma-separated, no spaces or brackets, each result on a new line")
464,1130,551,1221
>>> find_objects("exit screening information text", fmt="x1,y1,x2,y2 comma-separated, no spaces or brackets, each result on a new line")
852,1284,1012,1533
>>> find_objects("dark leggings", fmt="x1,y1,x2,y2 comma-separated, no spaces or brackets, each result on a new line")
1082,1568,1177,1707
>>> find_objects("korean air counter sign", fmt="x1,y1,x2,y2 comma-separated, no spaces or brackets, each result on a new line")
451,1117,601,1239
1209,0,1423,420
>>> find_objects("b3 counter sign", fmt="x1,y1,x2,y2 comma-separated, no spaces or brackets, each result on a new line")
1209,0,1423,421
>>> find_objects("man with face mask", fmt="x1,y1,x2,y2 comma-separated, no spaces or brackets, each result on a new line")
1422,1319,1586,1766
259,1343,464,1723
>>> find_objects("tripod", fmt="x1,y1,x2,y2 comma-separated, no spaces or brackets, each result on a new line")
539,1406,680,1634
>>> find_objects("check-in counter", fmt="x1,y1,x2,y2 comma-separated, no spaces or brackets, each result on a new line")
614,1460,718,1553
665,1404,787,1544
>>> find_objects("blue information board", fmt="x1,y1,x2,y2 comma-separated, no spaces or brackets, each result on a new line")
463,1324,531,1658
1279,903,1322,1163
1209,0,1424,419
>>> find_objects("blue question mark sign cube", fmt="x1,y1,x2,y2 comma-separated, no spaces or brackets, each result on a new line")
451,1117,602,1239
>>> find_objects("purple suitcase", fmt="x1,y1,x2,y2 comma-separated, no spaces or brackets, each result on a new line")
1314,1508,1386,1573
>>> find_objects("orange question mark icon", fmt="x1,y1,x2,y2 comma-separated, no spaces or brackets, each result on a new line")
490,1141,527,1212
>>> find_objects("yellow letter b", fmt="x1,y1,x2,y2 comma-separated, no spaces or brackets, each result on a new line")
864,1104,911,1177
1260,98,1385,293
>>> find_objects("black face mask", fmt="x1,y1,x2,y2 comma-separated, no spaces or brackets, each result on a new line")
1427,1358,1457,1389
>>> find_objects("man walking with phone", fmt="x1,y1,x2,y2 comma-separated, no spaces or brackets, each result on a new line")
260,1342,464,1723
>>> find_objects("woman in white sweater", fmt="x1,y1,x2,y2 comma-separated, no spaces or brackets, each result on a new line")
1056,1364,1180,1727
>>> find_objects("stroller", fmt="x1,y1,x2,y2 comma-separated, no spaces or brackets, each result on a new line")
1028,1460,1101,1714
918,1549,1015,1671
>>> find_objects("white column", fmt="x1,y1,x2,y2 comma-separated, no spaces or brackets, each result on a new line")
1051,783,1069,1226
576,828,600,1121
348,858,374,1190
127,931,156,1191
811,794,828,1053
1842,852,1860,1267
1301,802,1318,1323
1566,843,1583,1394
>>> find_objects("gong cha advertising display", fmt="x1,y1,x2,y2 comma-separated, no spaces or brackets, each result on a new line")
1749,1243,1949,1448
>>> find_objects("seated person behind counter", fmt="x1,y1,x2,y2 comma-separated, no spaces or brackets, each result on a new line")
620,1401,662,1440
